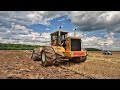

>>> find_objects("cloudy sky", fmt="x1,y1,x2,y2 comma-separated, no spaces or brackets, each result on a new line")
0,11,120,51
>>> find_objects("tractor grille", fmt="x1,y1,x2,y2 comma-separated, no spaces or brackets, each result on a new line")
71,39,81,51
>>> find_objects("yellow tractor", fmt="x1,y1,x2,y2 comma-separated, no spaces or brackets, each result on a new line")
31,29,88,66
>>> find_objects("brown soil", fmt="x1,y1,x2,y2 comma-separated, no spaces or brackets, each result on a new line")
0,50,120,79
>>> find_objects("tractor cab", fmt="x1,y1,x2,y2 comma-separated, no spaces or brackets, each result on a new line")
50,30,68,46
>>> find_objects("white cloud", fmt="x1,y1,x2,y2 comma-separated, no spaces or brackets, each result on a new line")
0,25,120,50
58,18,66,22
68,11,120,33
0,11,120,50
0,24,51,45
46,28,50,31
0,11,70,27
1,11,120,33
67,31,120,51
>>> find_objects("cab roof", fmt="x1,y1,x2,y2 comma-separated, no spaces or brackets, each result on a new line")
67,36,81,39
50,30,68,35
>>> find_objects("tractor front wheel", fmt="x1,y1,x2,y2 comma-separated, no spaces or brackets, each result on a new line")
41,46,57,66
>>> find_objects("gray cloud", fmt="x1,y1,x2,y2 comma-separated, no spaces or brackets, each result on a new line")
68,31,120,51
69,11,120,33
0,11,120,50
0,11,120,33
0,23,51,45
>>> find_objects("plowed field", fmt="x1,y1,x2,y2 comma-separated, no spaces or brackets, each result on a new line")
0,50,120,79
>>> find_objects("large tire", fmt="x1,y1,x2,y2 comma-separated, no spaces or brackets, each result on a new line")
31,47,43,61
41,46,57,66
31,49,41,61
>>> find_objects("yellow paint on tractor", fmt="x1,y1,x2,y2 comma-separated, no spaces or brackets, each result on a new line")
51,33,88,58
32,29,88,66
52,46,65,56
52,45,87,58
52,46,65,53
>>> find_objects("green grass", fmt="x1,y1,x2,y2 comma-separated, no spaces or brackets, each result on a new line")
86,48,101,51
1,43,118,52
0,43,42,50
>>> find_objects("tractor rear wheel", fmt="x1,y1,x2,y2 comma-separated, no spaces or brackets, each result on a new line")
41,46,57,66
31,47,43,61
31,49,41,61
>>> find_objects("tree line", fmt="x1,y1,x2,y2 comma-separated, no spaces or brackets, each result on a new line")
86,48,101,51
0,43,101,51
0,43,41,50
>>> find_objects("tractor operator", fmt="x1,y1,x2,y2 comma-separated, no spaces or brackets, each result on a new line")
61,40,66,50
